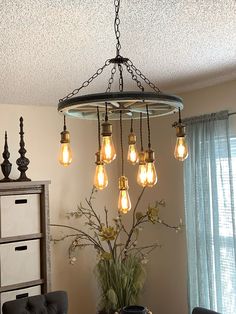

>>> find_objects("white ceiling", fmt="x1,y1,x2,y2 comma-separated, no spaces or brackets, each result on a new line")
0,0,236,107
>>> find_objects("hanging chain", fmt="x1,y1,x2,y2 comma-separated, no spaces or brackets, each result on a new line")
114,0,121,56
146,105,151,149
126,59,161,93
106,64,117,93
59,59,110,102
140,112,144,151
125,62,144,92
59,0,162,106
120,110,124,175
118,64,124,92
97,106,101,151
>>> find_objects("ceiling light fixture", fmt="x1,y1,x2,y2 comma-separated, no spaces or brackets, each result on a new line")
58,0,187,211
173,109,189,161
59,116,72,167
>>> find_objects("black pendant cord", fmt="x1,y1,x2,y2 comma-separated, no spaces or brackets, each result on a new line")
105,103,108,122
114,0,121,57
130,116,133,133
140,113,144,151
146,105,151,149
63,115,67,131
120,110,124,176
97,106,101,151
178,108,182,124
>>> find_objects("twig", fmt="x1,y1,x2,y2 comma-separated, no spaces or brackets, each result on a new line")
52,233,78,242
132,187,146,227
50,223,105,252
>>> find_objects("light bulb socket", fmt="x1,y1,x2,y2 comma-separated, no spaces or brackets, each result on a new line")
128,132,136,145
101,121,112,137
145,149,155,163
119,176,129,190
60,130,70,143
95,151,104,165
138,151,146,165
175,125,186,137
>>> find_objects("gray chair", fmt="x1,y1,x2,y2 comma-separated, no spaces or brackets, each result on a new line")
2,291,68,314
192,307,220,314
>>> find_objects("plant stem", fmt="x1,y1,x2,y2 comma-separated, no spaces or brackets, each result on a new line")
120,187,146,258
50,223,105,252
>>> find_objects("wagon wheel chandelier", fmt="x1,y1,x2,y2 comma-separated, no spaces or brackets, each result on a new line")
58,0,189,213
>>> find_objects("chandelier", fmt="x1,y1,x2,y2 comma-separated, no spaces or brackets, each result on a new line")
58,0,189,213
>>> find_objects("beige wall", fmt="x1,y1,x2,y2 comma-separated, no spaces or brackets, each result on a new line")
0,78,235,314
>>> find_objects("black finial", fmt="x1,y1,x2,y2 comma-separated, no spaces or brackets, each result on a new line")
16,117,31,181
0,131,13,182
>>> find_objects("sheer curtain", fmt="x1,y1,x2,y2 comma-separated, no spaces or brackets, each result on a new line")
183,111,236,313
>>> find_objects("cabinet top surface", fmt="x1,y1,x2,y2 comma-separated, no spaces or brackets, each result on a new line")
0,181,51,190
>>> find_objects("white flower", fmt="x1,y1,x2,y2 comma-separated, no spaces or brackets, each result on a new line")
141,257,149,264
70,257,77,265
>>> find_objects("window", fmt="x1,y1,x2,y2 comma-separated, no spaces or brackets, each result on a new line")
183,111,236,314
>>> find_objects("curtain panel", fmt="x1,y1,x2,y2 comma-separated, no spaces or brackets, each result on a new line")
183,110,236,314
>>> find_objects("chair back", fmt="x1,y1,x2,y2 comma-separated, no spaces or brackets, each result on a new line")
192,307,220,314
2,291,68,314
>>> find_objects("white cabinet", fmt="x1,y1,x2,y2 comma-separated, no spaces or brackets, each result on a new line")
0,240,41,286
0,181,50,312
0,194,41,237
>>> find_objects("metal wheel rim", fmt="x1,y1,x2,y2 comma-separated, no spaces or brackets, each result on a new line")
58,91,183,120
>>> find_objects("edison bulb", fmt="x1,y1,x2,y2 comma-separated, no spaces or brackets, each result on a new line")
174,137,188,161
94,164,108,190
118,189,131,214
137,164,147,187
59,143,72,166
146,162,157,187
101,136,116,163
118,176,131,214
127,144,139,164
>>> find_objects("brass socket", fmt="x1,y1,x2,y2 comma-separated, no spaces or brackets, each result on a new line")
118,176,129,190
128,132,137,145
138,151,146,165
101,121,112,136
145,149,155,163
176,125,186,137
95,151,103,165
60,130,70,143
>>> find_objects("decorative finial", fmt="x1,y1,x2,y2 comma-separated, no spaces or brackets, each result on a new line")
16,117,31,181
0,131,13,182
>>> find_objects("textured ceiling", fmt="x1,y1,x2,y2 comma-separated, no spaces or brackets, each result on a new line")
0,0,236,107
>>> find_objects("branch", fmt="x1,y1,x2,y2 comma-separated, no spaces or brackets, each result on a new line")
119,187,146,256
50,223,105,252
51,233,78,242
132,187,146,227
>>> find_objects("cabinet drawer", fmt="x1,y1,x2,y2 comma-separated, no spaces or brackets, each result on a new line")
1,285,41,314
0,240,41,286
0,194,40,237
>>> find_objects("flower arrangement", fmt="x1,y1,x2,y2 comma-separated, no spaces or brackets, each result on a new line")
51,187,183,313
